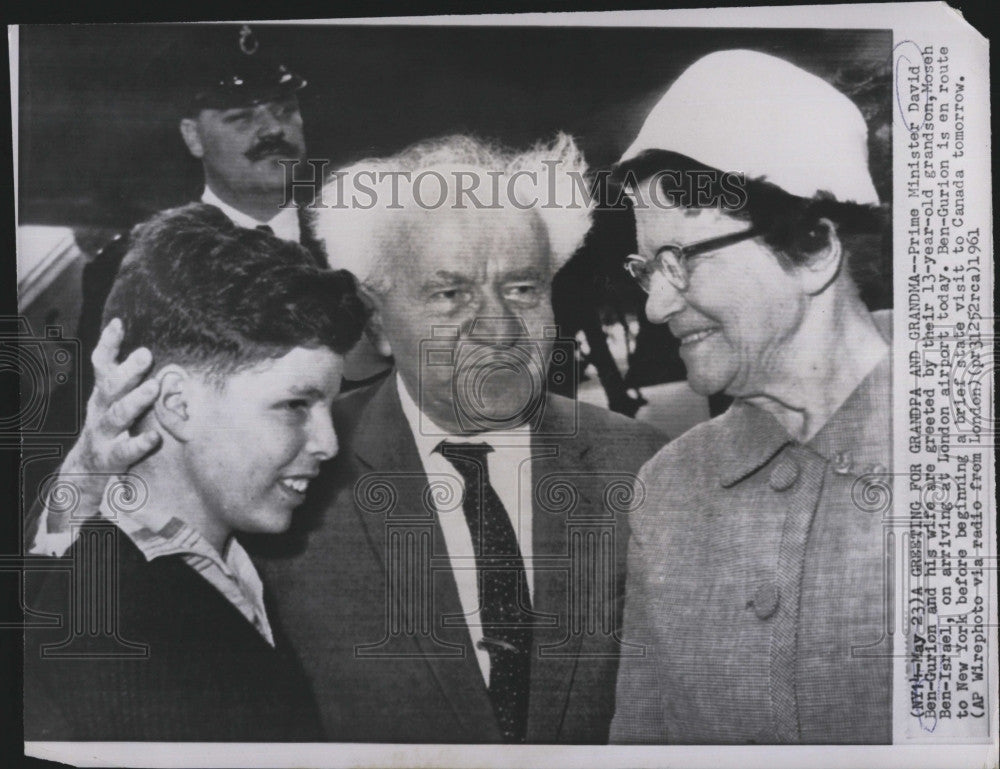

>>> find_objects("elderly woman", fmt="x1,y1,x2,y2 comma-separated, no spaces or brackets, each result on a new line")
609,50,892,744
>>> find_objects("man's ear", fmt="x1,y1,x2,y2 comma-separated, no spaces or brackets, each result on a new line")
360,287,393,357
799,218,843,296
153,366,195,443
368,315,393,358
179,118,204,160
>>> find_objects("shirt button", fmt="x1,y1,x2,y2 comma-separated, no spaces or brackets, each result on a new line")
832,450,853,475
768,460,800,491
749,583,780,620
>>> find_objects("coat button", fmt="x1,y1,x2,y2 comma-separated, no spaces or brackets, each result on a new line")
748,583,780,620
832,451,853,475
768,459,800,491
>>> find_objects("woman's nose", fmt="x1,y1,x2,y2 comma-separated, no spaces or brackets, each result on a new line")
644,271,686,324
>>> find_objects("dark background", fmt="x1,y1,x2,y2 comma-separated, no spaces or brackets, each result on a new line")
19,24,892,229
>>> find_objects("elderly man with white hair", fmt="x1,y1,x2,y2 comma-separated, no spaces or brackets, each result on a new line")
249,133,667,743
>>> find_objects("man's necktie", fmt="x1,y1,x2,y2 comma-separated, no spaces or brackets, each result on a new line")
436,441,532,743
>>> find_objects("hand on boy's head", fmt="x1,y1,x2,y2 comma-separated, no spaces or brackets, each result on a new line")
64,319,163,481
91,318,153,409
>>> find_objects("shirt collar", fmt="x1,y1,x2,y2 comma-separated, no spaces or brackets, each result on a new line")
394,374,532,463
200,186,301,243
98,481,247,577
718,309,892,487
97,483,274,645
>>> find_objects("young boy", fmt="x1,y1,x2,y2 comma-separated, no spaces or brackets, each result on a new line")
24,203,366,741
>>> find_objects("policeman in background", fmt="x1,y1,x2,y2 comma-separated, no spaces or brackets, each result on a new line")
76,24,391,393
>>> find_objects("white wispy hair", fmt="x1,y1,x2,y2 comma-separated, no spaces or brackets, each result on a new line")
314,133,593,294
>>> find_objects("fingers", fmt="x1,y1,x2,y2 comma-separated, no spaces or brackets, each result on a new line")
91,319,125,400
101,379,160,435
109,430,162,469
112,347,154,401
90,318,123,375
91,319,154,407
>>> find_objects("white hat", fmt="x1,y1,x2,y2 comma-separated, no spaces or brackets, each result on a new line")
620,49,879,205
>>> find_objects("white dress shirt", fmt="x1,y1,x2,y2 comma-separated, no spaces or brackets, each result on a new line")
201,186,301,243
395,375,534,684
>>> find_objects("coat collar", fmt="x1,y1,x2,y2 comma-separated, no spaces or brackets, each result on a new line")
717,309,892,487
716,402,793,487
351,373,418,473
200,186,301,242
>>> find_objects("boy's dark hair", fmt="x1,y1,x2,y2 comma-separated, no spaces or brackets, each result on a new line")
103,203,368,377
612,150,891,309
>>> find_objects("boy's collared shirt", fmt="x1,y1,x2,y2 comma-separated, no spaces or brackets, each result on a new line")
33,479,275,646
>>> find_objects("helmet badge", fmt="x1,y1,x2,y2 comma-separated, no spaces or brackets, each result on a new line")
238,25,259,56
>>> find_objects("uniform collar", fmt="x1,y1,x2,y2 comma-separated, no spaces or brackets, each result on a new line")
201,186,301,242
718,309,892,487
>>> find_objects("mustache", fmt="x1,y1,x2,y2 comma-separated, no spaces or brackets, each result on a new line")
245,137,299,162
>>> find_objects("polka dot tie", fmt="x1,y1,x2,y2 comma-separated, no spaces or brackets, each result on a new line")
437,441,532,743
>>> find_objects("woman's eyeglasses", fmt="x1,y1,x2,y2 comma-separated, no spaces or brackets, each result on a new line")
624,227,760,292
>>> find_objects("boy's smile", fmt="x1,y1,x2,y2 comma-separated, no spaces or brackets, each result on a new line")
180,346,343,551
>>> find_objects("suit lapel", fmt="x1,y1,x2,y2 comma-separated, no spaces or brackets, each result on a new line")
351,377,500,740
296,203,327,267
526,396,593,740
349,378,420,573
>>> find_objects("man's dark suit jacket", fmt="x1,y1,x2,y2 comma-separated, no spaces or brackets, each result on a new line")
24,522,323,742
252,376,666,743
